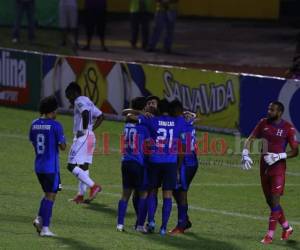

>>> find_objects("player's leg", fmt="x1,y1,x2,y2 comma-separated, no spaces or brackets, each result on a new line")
135,165,149,232
146,163,160,232
260,173,291,243
136,190,148,233
117,188,132,231
68,133,101,202
132,190,139,219
270,174,293,240
35,173,59,237
159,164,177,235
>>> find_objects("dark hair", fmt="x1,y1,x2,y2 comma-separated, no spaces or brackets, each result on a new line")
131,97,146,111
65,82,82,96
169,99,183,116
158,99,170,114
271,101,285,113
39,96,58,115
146,95,160,103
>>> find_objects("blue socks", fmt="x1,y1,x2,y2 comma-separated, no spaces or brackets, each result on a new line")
137,198,148,226
38,198,54,227
132,194,139,217
177,204,188,228
147,194,157,224
161,198,172,230
117,200,128,225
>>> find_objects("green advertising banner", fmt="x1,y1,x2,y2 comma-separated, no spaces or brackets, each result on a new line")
0,48,42,110
0,0,59,27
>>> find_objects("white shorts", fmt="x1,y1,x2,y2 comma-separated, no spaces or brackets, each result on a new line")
68,131,96,165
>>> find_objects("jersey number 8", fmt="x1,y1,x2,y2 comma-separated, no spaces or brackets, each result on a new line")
37,133,45,154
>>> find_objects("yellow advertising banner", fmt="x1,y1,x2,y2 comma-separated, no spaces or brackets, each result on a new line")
142,65,240,129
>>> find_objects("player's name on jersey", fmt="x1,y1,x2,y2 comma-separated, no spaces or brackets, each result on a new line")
158,121,175,127
32,124,51,130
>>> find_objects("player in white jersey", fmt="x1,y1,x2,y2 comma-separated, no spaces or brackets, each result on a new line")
65,82,104,203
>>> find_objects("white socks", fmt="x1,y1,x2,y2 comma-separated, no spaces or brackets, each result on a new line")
72,167,94,187
78,170,89,195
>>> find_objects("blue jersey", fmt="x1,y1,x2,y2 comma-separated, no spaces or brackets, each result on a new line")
182,120,198,167
29,118,66,173
122,122,150,166
139,115,186,164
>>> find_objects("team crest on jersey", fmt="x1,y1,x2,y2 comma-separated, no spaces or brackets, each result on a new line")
276,129,283,136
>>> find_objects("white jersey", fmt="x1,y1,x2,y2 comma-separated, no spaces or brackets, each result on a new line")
73,96,102,134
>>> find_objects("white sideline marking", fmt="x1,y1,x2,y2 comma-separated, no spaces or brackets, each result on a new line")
62,185,300,226
91,183,300,188
191,183,300,187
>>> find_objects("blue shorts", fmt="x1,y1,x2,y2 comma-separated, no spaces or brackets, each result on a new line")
176,164,198,191
36,172,60,193
148,163,177,191
122,161,148,191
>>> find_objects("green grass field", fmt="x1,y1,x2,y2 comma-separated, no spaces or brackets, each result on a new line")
0,106,299,250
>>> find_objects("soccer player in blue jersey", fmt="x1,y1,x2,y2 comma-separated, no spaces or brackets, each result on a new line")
29,96,66,237
169,100,199,235
122,95,160,229
117,97,150,232
139,99,187,235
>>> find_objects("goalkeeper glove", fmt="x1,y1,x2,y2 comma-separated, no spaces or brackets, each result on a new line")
264,152,287,166
241,149,253,170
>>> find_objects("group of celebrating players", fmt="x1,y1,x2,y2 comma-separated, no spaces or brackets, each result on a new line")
29,82,298,244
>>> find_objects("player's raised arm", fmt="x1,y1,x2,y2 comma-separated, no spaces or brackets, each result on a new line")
122,108,142,116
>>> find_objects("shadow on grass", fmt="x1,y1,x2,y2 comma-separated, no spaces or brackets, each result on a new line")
142,231,240,250
282,240,300,250
83,202,136,219
53,236,103,250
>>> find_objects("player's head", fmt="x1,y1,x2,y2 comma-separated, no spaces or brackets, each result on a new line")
65,82,82,105
39,95,58,119
267,101,285,121
145,95,160,114
131,96,146,111
169,99,183,116
158,99,170,115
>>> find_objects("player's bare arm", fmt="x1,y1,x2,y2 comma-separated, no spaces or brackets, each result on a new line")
93,114,104,131
76,110,89,138
59,142,67,151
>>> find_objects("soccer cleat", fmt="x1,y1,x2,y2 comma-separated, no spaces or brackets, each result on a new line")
88,184,102,201
260,234,273,244
169,226,185,236
146,221,156,233
70,194,84,204
116,224,124,232
184,220,192,230
40,228,56,237
281,226,293,240
33,216,42,233
136,225,148,234
159,228,167,236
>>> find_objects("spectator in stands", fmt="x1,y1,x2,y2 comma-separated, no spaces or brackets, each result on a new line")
76,0,85,45
83,0,108,51
59,0,78,48
147,0,178,54
12,0,36,43
129,0,152,50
